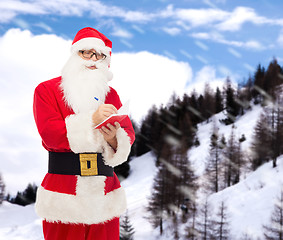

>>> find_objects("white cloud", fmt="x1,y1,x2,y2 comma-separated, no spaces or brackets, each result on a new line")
162,27,181,36
13,18,30,29
190,32,211,39
191,31,265,50
196,55,209,64
132,25,145,34
0,10,17,23
35,22,53,32
0,28,71,194
218,65,231,76
120,39,133,48
243,63,256,72
195,40,209,51
0,0,47,17
110,51,192,121
0,0,155,23
163,50,177,60
174,7,229,27
203,0,218,9
215,7,268,32
228,47,242,58
111,28,133,38
180,49,193,59
244,40,264,50
186,65,227,94
172,6,283,32
203,0,227,7
277,29,283,47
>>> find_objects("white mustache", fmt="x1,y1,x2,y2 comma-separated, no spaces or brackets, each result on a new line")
84,60,100,67
82,60,108,70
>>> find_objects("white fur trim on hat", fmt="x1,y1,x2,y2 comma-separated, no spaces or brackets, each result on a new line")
35,176,127,224
71,37,112,56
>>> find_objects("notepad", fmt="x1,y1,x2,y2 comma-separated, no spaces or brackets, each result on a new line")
94,100,130,129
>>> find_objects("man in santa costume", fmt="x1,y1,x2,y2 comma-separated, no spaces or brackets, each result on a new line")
33,27,135,240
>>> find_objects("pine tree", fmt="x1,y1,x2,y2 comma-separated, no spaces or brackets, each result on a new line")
120,212,135,240
223,128,234,187
223,126,243,187
147,158,168,235
223,78,240,125
0,173,5,205
277,93,283,162
263,58,283,102
202,83,215,121
215,87,224,114
135,105,160,156
172,213,180,240
263,188,283,240
212,201,230,240
270,93,283,168
252,64,265,104
24,183,37,203
195,199,214,240
8,183,37,206
205,123,223,193
147,147,198,236
187,90,204,125
237,81,252,116
135,122,150,156
251,112,272,170
185,202,199,240
233,135,245,184
240,232,254,240
243,75,253,104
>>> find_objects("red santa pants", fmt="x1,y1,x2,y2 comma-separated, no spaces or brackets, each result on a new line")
42,218,119,240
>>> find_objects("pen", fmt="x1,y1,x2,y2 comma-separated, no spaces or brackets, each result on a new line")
94,97,103,105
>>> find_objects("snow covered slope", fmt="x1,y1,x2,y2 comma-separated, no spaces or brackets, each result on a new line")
0,201,43,240
0,105,283,240
121,152,157,239
189,104,263,176
209,155,283,239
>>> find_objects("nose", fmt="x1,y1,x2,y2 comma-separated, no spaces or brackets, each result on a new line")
90,54,98,61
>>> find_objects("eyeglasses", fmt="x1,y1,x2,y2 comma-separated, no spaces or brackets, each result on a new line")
79,50,106,60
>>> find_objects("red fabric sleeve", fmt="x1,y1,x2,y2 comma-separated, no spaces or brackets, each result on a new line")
33,82,71,152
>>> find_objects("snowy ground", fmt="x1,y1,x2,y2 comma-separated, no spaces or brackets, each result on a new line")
0,202,43,240
209,155,283,239
121,152,158,239
189,104,263,177
1,105,282,239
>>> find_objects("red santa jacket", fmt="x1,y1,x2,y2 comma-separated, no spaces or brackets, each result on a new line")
33,77,135,225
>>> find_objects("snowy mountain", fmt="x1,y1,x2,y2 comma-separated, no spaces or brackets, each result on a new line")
1,104,283,240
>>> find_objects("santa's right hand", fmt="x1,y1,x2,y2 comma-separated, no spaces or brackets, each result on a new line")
92,104,117,126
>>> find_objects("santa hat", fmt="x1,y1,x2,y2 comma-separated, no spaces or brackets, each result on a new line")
71,27,112,57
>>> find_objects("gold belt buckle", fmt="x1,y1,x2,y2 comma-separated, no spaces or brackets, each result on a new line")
79,153,98,176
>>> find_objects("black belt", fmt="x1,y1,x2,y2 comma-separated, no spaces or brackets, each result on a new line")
48,152,114,177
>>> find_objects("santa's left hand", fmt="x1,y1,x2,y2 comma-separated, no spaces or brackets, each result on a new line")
99,122,121,150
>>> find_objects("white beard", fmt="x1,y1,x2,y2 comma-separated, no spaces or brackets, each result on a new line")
60,54,113,114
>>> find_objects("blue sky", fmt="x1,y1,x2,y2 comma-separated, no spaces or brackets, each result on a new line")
1,0,283,85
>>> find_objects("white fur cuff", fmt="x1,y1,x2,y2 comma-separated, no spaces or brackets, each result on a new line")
102,128,131,167
65,112,104,153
